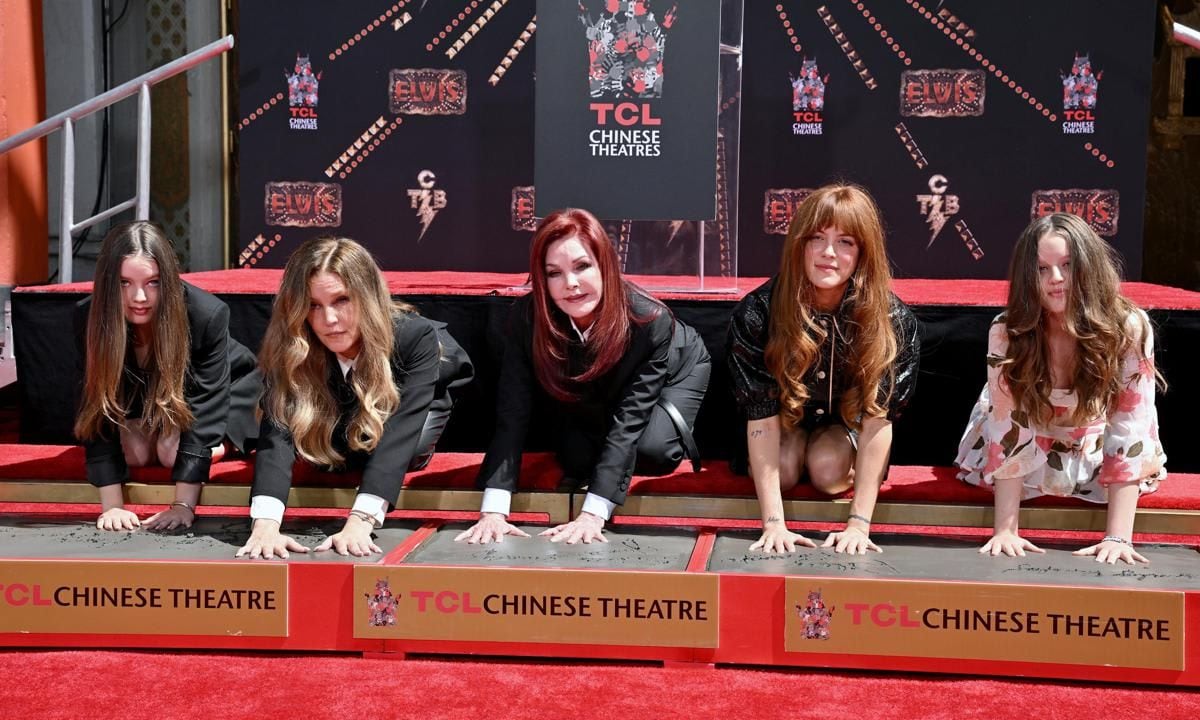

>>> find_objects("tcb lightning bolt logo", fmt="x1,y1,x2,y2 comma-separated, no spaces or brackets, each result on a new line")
915,174,959,249
407,170,447,241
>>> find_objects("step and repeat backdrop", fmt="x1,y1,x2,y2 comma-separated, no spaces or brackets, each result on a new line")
236,0,1153,279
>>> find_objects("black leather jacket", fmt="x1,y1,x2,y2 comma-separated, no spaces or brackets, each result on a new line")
726,277,920,427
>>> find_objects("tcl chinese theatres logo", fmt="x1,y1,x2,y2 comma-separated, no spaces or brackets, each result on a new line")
580,0,677,99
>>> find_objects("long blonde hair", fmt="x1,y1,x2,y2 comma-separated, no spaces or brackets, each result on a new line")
1001,212,1164,425
75,222,192,440
259,237,413,467
765,184,899,430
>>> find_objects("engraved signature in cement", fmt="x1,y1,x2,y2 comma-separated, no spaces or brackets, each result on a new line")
732,551,902,576
1003,563,1199,585
471,536,682,568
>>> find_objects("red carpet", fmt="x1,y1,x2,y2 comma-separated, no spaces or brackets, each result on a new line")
19,269,1200,309
6,445,1199,512
0,649,1196,719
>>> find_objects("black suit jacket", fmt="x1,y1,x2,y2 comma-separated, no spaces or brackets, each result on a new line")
476,287,708,504
75,282,259,486
251,312,453,507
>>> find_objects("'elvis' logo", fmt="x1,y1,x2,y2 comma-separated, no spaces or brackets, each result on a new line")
900,69,984,117
389,69,467,116
1031,189,1119,237
791,59,828,136
1061,53,1101,134
763,188,815,235
285,54,321,130
580,0,678,99
511,186,539,231
264,182,342,227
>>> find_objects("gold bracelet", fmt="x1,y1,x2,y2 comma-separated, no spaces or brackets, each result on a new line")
170,500,196,514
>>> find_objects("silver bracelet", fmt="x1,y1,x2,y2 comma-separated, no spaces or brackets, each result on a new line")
1102,535,1131,545
348,509,381,529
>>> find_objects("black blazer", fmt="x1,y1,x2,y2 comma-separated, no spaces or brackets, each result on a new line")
75,282,260,487
476,287,709,505
251,312,470,507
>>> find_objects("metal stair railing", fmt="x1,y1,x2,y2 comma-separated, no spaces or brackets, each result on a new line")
0,35,234,283
1177,21,1200,51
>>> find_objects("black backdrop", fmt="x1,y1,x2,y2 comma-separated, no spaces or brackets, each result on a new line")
237,0,1154,279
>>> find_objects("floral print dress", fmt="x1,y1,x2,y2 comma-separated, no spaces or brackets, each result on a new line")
956,312,1166,503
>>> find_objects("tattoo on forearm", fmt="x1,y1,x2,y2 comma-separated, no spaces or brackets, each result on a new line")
765,515,782,524
750,429,765,438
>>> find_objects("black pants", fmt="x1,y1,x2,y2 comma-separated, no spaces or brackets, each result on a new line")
558,359,712,480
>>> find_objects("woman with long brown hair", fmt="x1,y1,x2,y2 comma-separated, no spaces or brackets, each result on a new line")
956,213,1166,563
455,208,711,545
727,184,920,554
237,236,472,559
75,221,259,531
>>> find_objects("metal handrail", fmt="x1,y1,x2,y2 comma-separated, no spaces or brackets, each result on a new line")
1177,22,1200,52
0,35,234,283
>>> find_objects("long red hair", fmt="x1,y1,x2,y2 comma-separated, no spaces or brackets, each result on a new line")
528,208,658,402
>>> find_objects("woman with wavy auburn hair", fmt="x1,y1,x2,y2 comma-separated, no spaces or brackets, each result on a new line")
238,236,472,560
727,184,920,555
956,213,1166,564
75,221,259,531
456,208,711,545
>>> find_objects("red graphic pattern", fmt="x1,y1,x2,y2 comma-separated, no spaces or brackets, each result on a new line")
328,2,413,62
817,5,877,90
238,92,285,131
774,4,804,55
326,117,403,180
490,15,537,86
447,0,511,60
849,1,912,67
429,1,483,52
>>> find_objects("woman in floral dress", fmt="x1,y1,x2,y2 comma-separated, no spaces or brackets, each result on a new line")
956,212,1166,564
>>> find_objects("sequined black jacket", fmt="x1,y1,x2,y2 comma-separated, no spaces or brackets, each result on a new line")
726,277,920,426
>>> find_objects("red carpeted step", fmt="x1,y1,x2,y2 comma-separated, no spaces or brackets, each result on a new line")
0,445,561,492
625,463,1200,510
19,270,1200,309
2,444,1196,509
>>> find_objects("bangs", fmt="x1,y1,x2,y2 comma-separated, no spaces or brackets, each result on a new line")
805,189,879,244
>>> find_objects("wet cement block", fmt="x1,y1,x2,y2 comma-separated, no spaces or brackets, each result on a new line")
403,524,698,571
0,515,418,564
710,532,1200,590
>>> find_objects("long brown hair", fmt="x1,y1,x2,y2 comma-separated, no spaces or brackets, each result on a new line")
1000,212,1163,425
764,184,899,430
528,208,659,402
259,236,414,467
75,221,192,440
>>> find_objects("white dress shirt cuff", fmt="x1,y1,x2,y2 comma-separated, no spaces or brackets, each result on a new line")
480,488,513,516
580,492,616,522
352,493,388,526
250,495,286,524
